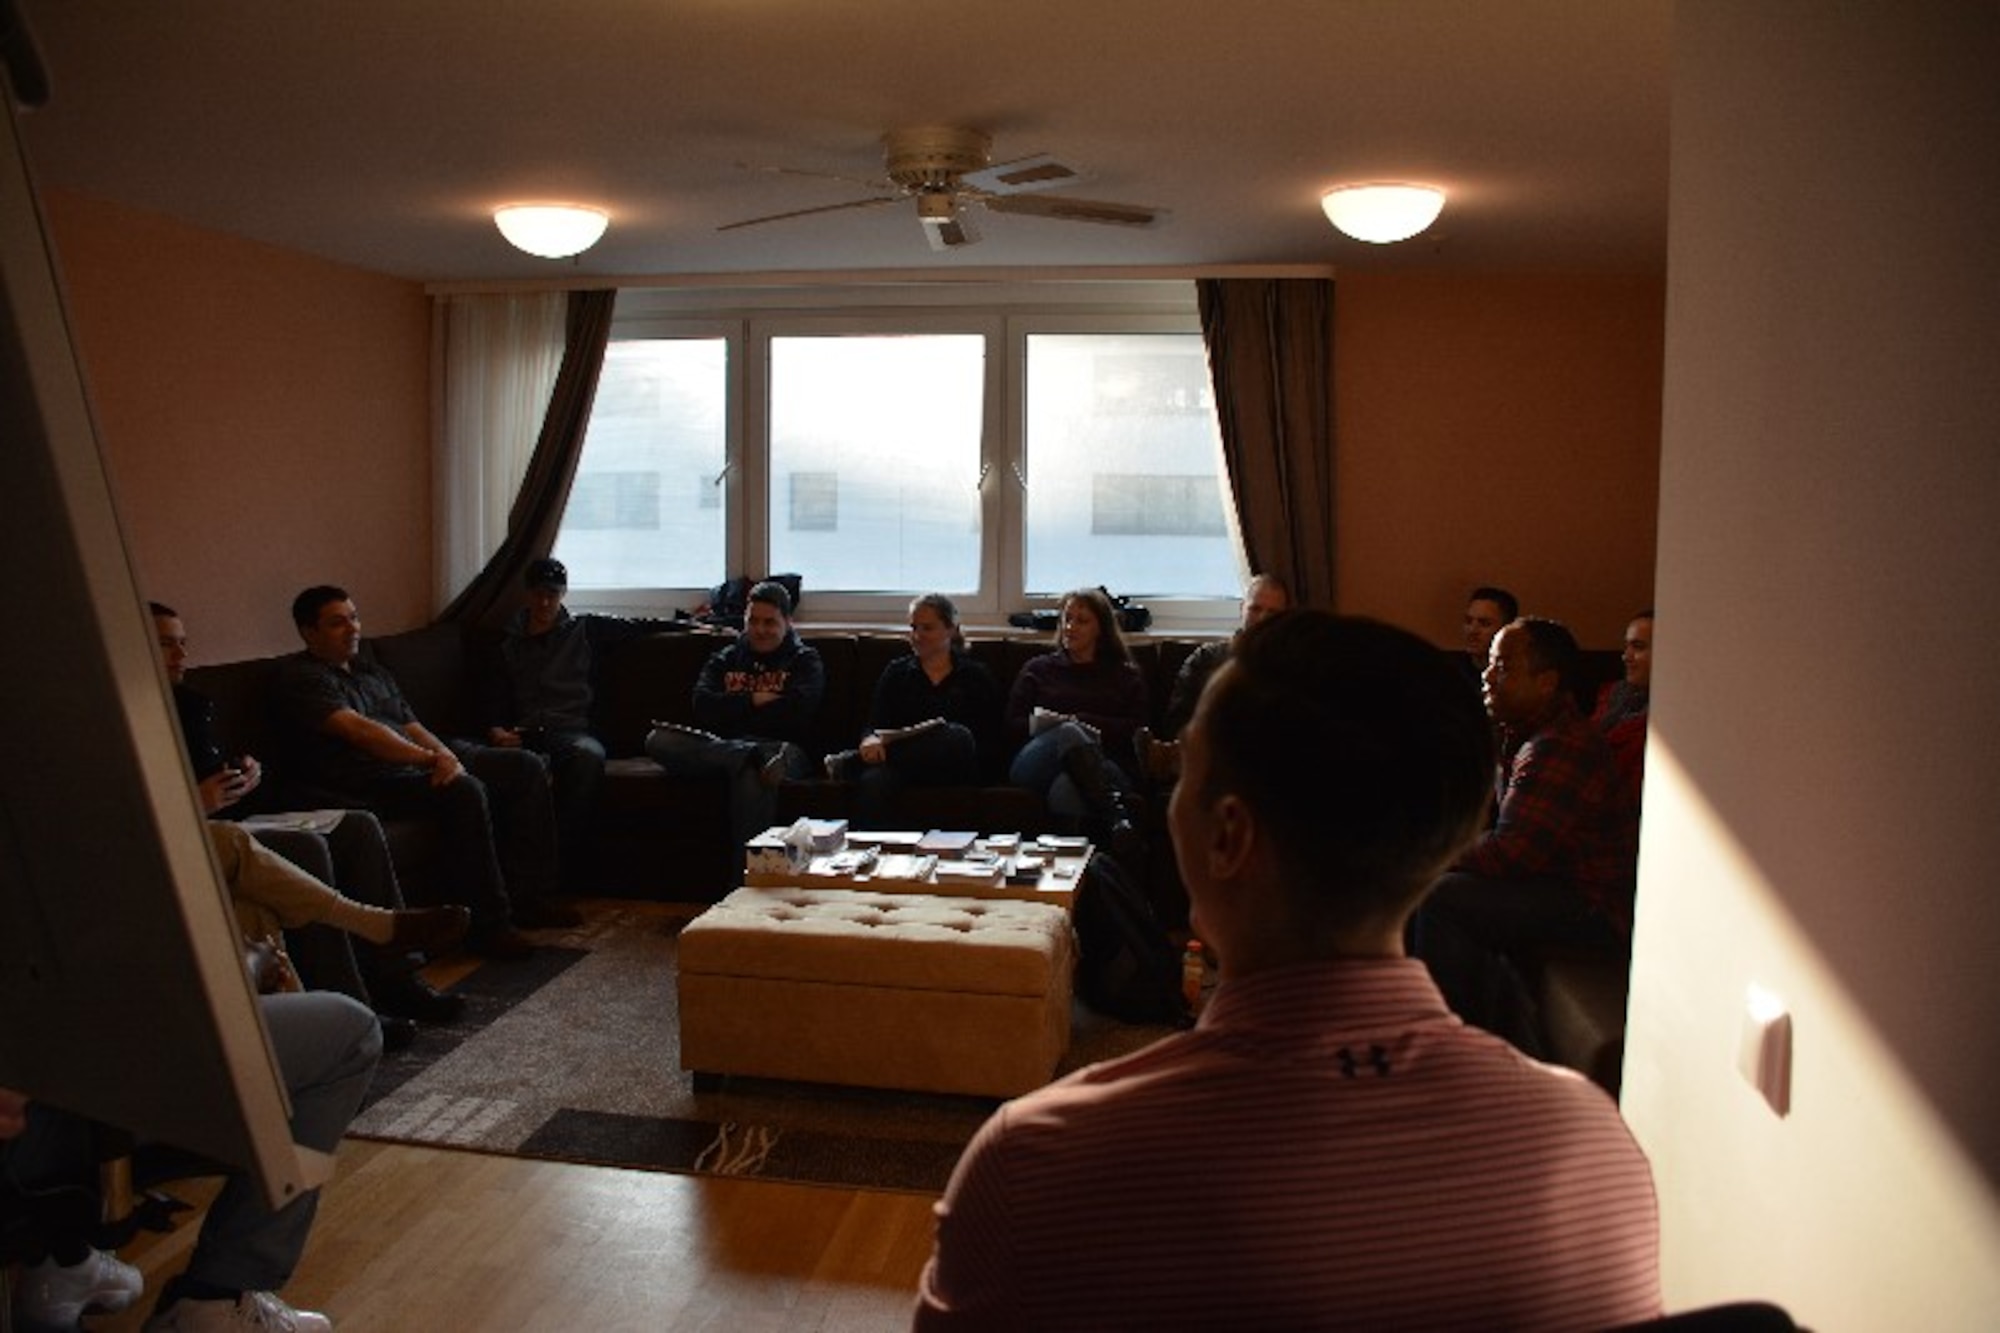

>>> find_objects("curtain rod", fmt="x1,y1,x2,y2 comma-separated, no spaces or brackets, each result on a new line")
425,262,1337,297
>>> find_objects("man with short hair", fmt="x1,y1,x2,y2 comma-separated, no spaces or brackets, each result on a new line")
1134,572,1293,783
915,612,1661,1329
644,580,824,846
1459,584,1519,690
1416,616,1637,1051
274,586,567,960
481,558,682,890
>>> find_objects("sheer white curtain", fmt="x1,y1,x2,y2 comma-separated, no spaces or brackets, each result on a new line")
433,292,567,606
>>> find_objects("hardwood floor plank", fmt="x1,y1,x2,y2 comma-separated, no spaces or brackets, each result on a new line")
90,1122,940,1331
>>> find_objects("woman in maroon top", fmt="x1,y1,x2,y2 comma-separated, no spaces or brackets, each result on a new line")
1005,588,1149,837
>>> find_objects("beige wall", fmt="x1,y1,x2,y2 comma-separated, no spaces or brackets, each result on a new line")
44,189,431,664
1335,270,1665,648
1626,3,2000,1325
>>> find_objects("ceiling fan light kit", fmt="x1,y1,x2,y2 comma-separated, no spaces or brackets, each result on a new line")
720,125,1161,251
493,203,610,258
1320,183,1445,243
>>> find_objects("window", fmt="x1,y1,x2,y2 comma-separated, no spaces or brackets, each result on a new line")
553,283,1244,629
767,334,985,593
554,337,726,589
1022,331,1239,598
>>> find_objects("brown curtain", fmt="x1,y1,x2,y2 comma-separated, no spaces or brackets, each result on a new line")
437,288,617,631
1196,278,1337,609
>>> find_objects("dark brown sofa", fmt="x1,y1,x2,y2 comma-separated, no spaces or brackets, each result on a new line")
186,623,1223,909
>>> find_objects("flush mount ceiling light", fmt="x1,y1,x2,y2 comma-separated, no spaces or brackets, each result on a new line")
1319,183,1446,244
492,204,610,259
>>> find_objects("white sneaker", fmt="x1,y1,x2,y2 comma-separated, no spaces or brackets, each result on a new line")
12,1247,144,1326
143,1290,334,1332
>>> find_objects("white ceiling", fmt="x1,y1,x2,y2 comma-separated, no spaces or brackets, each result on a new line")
12,0,1672,284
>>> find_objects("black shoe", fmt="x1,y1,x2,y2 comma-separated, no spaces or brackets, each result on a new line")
378,1013,418,1052
467,924,536,961
387,904,472,957
513,897,584,929
1061,742,1130,820
372,974,465,1024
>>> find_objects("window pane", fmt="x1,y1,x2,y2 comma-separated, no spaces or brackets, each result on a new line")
1024,333,1240,597
555,338,726,589
768,335,983,593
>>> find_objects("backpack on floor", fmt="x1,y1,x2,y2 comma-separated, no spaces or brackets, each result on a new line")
1073,850,1190,1027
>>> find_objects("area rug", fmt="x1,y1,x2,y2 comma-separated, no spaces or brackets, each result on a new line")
349,902,1178,1194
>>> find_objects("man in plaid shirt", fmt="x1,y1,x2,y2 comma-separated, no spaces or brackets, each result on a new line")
1414,616,1637,1055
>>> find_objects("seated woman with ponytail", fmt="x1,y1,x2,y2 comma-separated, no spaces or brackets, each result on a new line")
1004,588,1148,852
825,592,1005,824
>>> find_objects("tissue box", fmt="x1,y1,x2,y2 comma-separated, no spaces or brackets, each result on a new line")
743,833,795,876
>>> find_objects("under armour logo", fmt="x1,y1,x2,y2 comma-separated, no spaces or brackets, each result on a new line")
1336,1045,1392,1077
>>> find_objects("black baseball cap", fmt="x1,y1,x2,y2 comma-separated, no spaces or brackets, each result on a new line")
524,557,568,590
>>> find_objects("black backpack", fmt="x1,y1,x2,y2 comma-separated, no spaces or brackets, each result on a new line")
1073,851,1190,1026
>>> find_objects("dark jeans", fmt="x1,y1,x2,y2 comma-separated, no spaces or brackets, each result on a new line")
524,729,605,891
1,993,379,1288
852,723,978,826
1008,722,1132,825
1410,871,1623,1058
346,746,558,932
644,728,806,848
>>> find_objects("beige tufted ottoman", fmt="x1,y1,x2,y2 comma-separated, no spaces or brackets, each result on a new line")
677,886,1075,1098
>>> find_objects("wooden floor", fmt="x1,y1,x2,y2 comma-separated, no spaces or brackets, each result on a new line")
88,897,944,1331
91,1138,941,1332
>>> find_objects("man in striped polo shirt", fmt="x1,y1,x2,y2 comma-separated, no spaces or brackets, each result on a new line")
916,612,1660,1331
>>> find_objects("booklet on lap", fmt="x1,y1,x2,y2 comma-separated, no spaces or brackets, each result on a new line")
1030,706,1099,741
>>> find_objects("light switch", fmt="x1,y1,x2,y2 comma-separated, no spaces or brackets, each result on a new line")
1738,985,1792,1116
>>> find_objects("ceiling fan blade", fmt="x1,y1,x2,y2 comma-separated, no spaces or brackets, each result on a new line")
717,194,902,232
734,161,894,193
984,193,1161,227
960,153,1081,195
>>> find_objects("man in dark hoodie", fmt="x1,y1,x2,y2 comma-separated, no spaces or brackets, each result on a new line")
483,558,681,889
644,580,824,846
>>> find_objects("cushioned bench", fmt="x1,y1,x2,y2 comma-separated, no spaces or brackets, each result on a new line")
677,886,1075,1098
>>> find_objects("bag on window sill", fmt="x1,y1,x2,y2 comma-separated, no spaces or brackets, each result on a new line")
1007,586,1150,635
693,573,803,631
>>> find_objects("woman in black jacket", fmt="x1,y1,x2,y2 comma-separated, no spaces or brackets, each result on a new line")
827,593,1004,823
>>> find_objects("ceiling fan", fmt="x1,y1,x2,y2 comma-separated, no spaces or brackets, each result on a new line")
719,126,1162,251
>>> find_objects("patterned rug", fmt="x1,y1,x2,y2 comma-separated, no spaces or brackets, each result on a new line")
349,902,1175,1194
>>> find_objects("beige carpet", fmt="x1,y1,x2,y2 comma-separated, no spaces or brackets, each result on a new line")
349,901,1177,1193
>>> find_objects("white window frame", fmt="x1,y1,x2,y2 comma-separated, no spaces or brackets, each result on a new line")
561,282,1244,635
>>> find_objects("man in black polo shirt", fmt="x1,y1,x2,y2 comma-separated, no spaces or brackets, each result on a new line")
274,585,572,959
